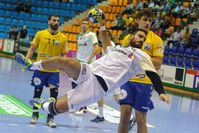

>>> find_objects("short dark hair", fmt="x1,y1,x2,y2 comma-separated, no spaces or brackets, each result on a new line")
136,8,155,19
129,28,147,36
48,15,59,20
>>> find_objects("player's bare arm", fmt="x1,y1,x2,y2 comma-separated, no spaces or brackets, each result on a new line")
151,56,163,70
26,43,36,59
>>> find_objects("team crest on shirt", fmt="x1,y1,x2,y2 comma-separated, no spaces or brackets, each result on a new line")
55,41,60,46
144,44,150,50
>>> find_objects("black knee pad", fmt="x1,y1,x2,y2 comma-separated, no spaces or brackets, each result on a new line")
33,87,43,98
50,88,58,99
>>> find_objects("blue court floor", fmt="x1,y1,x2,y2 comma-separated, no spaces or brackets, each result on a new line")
0,57,199,133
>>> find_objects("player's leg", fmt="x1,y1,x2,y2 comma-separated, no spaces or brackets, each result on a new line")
118,104,132,133
31,94,69,115
118,81,137,132
133,83,154,133
113,87,136,130
91,98,105,122
16,53,81,80
30,70,46,124
32,71,105,116
40,57,81,80
31,87,43,124
46,73,59,128
135,110,147,133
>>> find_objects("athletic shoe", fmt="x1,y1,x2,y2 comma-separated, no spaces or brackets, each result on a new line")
75,106,87,115
47,117,56,128
30,114,39,124
15,53,32,70
90,115,105,123
128,117,136,130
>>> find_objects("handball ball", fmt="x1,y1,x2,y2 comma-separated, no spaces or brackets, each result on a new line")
88,8,105,24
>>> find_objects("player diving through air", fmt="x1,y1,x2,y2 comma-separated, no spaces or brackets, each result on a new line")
15,18,169,118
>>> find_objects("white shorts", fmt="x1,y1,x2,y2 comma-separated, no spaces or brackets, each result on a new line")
67,63,106,110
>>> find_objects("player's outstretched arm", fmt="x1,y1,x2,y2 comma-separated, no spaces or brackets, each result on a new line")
99,18,112,52
146,71,170,104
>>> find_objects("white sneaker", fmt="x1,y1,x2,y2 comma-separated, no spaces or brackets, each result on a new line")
30,115,38,124
47,118,56,128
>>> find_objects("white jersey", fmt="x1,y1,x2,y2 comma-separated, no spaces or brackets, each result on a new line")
102,41,116,56
76,31,98,63
90,45,156,93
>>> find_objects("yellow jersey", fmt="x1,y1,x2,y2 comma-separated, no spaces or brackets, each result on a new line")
32,29,67,72
122,31,164,84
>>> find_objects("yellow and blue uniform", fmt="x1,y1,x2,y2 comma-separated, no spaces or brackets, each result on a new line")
31,30,67,87
119,31,164,112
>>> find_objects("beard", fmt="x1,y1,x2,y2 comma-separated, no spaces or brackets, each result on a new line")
130,42,142,49
50,24,59,31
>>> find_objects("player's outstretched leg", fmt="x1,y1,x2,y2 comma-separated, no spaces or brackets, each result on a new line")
30,95,69,116
16,53,81,81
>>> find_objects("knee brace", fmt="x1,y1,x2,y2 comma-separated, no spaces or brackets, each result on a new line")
48,101,60,115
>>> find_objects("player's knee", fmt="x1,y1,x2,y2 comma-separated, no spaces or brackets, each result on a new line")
136,113,146,126
136,118,146,127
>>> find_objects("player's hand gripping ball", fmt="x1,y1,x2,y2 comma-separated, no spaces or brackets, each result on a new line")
88,8,105,23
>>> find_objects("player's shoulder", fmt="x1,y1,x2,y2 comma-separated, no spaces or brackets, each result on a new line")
37,29,48,34
58,31,66,37
148,31,163,43
88,31,96,36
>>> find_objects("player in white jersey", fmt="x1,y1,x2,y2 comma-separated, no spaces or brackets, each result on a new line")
76,18,99,63
75,18,99,113
15,29,167,120
91,30,116,122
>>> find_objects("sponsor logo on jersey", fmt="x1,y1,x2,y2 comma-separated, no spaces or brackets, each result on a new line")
144,43,150,50
55,41,60,46
40,53,46,57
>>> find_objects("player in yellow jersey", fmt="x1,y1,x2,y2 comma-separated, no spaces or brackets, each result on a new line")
118,9,169,133
25,15,67,128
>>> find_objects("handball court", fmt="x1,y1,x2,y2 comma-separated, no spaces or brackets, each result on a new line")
0,57,199,133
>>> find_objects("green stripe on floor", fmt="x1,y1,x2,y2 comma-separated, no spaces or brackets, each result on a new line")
0,94,46,118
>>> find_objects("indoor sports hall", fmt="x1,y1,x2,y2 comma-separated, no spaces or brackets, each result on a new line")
0,0,199,133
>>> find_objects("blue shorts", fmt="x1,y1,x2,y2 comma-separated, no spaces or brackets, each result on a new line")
31,70,59,88
119,81,154,112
